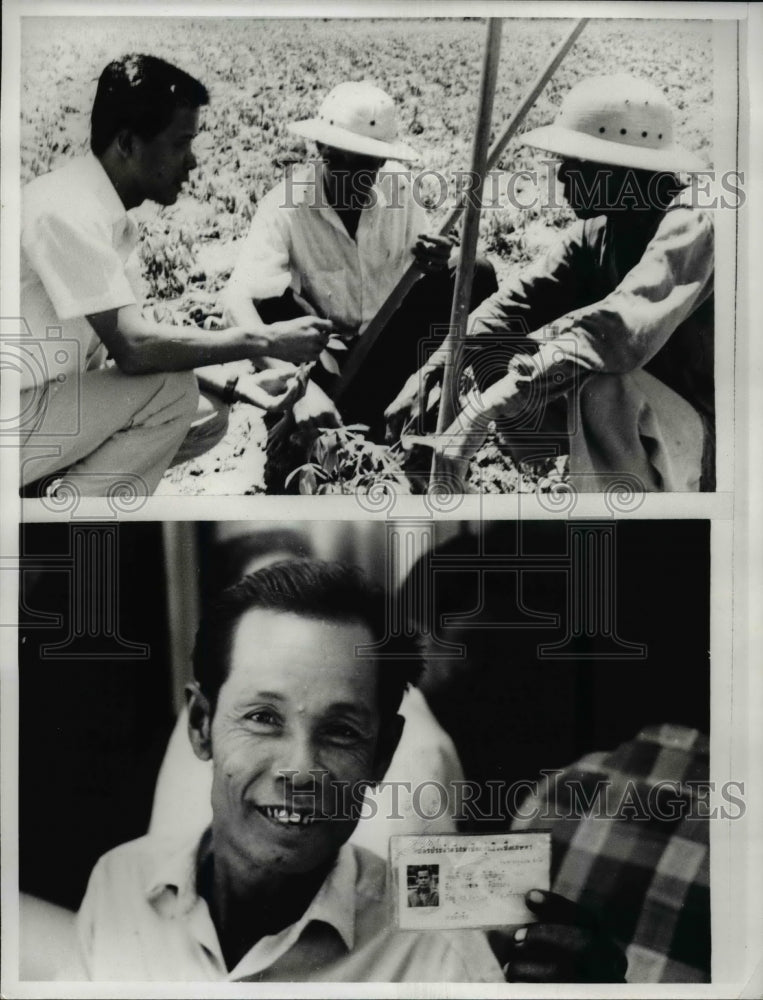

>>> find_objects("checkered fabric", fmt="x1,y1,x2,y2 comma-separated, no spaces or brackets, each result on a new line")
511,725,710,983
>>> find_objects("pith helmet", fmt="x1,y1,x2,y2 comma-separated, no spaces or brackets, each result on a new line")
521,74,705,172
289,81,419,162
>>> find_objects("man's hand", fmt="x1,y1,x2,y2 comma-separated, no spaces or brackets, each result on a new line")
292,380,341,432
474,369,528,423
500,890,627,983
235,370,306,413
385,366,439,443
412,234,453,275
267,316,332,364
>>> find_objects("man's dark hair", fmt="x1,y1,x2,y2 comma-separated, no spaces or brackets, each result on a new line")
91,54,209,156
192,559,422,722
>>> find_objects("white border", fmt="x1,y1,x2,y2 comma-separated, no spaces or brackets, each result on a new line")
2,2,761,998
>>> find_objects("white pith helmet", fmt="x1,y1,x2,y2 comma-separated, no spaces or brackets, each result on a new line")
288,81,419,162
521,74,705,172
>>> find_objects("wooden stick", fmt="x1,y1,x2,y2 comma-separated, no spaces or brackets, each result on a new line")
332,17,588,402
434,17,503,441
441,17,588,232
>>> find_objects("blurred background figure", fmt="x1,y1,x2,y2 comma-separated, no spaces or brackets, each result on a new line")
400,521,711,982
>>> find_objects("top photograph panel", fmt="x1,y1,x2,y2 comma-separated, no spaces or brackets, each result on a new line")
16,16,728,499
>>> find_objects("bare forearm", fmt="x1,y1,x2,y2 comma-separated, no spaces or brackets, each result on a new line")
115,321,273,374
194,362,247,396
224,286,266,331
87,303,275,375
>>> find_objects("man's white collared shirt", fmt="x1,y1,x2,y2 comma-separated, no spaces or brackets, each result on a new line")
20,153,142,392
70,831,503,983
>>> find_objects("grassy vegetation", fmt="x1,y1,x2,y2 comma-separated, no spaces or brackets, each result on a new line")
21,17,713,494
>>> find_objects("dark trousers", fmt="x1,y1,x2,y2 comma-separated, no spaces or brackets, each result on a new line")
258,257,498,441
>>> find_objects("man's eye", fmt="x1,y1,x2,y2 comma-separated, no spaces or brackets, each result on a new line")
323,725,365,745
245,709,281,727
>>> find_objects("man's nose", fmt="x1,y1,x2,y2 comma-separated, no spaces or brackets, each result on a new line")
273,731,325,788
185,150,197,172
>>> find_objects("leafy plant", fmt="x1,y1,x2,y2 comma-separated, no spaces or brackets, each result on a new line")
285,425,412,495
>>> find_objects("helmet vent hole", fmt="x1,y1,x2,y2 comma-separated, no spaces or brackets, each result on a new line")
658,133,663,139
599,126,606,133
370,120,376,126
620,128,627,135
642,131,648,138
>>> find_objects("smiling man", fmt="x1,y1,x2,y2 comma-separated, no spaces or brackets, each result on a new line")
20,55,329,496
69,560,625,983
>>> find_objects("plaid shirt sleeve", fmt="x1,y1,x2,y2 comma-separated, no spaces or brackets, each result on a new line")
510,724,710,983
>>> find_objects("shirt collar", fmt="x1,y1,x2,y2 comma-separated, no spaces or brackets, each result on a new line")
80,152,131,227
143,828,358,953
295,840,357,951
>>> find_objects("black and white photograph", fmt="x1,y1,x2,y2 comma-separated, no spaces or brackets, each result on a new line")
407,865,440,908
0,2,760,998
9,11,731,498
14,518,714,983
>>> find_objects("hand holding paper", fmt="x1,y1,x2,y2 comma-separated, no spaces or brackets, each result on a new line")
501,889,628,983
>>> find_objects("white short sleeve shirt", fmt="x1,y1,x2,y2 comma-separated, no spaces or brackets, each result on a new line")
20,154,142,392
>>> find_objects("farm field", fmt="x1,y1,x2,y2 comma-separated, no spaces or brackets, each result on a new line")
20,17,714,494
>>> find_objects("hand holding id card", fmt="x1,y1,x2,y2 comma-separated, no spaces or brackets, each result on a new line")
391,832,551,931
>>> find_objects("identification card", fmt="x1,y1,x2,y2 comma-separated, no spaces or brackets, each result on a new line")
390,832,551,931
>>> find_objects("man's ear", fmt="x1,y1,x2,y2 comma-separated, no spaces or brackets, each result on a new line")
373,713,405,784
186,681,213,762
115,128,134,159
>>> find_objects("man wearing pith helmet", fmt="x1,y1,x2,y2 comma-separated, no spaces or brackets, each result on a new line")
387,74,715,493
224,81,497,457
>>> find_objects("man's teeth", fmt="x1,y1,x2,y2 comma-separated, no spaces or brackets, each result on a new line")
261,806,315,825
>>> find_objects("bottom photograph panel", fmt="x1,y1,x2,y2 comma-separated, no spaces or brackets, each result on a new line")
18,519,711,985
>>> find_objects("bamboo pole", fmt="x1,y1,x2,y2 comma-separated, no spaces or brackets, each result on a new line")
332,17,588,402
433,17,503,451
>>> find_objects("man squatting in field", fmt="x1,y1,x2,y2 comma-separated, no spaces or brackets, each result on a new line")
19,55,330,497
386,75,715,492
223,81,498,445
